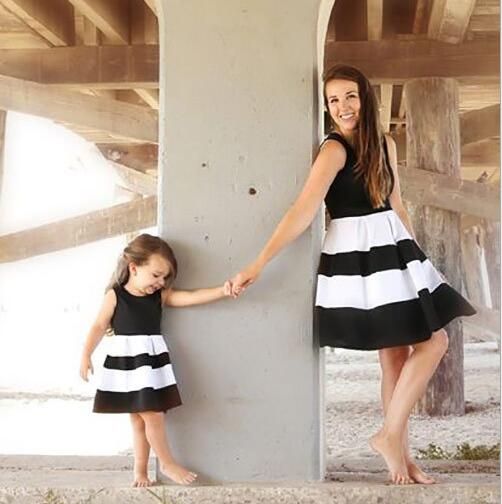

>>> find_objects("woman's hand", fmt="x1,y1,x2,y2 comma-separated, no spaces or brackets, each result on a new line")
80,354,94,382
230,260,263,297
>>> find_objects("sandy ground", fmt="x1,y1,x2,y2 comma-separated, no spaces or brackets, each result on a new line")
0,342,499,459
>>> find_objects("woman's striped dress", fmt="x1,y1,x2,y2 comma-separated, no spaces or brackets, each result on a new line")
315,132,475,350
93,285,181,413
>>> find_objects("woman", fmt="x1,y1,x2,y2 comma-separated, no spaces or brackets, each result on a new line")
230,64,475,485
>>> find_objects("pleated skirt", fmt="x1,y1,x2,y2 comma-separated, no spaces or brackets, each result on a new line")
93,334,182,413
315,209,476,350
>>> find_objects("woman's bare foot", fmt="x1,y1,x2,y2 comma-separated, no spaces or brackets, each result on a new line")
161,463,197,485
370,430,413,485
133,472,153,487
406,460,435,484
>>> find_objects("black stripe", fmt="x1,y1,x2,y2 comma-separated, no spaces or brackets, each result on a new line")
316,284,476,350
93,384,182,413
318,239,427,277
104,352,171,371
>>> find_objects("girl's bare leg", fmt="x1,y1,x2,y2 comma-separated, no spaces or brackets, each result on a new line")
378,346,435,484
139,411,197,485
370,329,448,484
129,413,153,487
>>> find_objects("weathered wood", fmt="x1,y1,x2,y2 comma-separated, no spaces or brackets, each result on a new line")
460,104,500,145
399,166,499,221
379,84,392,132
0,74,158,143
0,45,159,89
0,196,157,263
110,160,157,196
325,40,499,82
97,143,158,173
367,0,383,40
134,89,159,110
412,0,430,34
67,0,129,44
483,221,501,310
405,77,464,416
143,0,157,16
428,0,476,43
332,0,367,41
0,0,75,46
0,110,5,200
131,0,158,45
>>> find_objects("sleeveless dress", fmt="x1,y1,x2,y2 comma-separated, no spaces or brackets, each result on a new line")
315,132,476,350
93,285,182,413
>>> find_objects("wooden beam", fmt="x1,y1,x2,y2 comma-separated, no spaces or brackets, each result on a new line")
0,110,5,200
380,84,392,133
0,0,75,46
0,196,157,263
460,105,500,145
134,89,159,110
428,0,476,44
110,160,157,196
143,0,157,16
67,0,129,44
367,0,383,40
98,143,158,173
412,0,430,34
325,40,499,82
0,74,158,143
0,45,158,89
400,166,499,221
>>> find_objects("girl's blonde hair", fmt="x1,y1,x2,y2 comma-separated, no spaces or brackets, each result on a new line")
106,233,178,292
323,64,393,208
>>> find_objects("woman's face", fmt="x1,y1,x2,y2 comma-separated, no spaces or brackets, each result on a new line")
325,78,361,137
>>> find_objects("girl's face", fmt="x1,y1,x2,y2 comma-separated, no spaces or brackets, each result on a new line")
129,253,171,295
325,78,361,137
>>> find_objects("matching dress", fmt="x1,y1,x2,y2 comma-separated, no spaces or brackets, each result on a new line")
93,285,181,413
315,132,475,350
93,133,476,413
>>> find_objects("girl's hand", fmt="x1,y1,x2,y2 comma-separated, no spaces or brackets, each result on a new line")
80,355,94,382
223,280,233,297
230,260,263,297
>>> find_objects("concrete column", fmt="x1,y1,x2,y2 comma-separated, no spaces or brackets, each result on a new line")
157,0,325,481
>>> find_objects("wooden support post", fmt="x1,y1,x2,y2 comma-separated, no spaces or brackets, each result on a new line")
484,221,501,311
404,77,464,416
0,110,5,200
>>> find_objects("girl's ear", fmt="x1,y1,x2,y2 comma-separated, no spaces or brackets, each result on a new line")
129,262,137,276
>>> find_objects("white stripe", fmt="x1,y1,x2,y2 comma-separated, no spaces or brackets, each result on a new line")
322,210,411,255
315,259,444,310
106,334,168,357
97,364,177,393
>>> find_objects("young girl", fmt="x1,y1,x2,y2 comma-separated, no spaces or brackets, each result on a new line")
80,233,232,487
230,65,475,485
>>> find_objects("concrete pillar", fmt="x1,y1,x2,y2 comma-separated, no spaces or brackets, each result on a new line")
156,0,327,481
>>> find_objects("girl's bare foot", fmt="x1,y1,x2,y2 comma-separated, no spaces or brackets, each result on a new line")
406,460,435,484
370,430,413,485
161,463,197,485
133,472,153,487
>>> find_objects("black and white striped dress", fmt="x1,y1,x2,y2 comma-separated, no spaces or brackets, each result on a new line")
93,285,182,413
315,133,475,350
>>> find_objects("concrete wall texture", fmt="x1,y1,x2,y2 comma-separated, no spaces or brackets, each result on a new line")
157,0,335,482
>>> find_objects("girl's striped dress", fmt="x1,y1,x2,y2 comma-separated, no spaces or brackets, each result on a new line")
315,132,475,350
93,285,181,413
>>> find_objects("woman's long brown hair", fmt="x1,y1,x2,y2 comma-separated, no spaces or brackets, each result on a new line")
323,64,393,208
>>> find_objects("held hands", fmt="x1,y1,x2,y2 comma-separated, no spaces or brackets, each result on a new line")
79,354,94,382
230,260,263,297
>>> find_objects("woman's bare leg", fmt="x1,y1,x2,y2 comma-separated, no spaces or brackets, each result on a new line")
370,329,448,484
378,346,435,484
139,411,197,485
129,413,153,487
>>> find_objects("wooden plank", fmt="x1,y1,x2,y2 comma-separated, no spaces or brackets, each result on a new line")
460,104,500,145
144,0,157,16
110,160,157,196
0,74,158,143
400,165,499,221
367,0,383,40
412,0,430,34
0,110,5,200
98,143,158,173
67,0,129,44
325,39,499,82
428,0,477,44
131,0,158,44
0,45,159,89
134,88,159,109
0,0,75,46
379,83,392,132
0,196,157,263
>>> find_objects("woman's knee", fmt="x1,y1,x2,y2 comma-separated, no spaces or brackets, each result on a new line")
129,413,145,429
425,329,449,357
139,411,164,424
